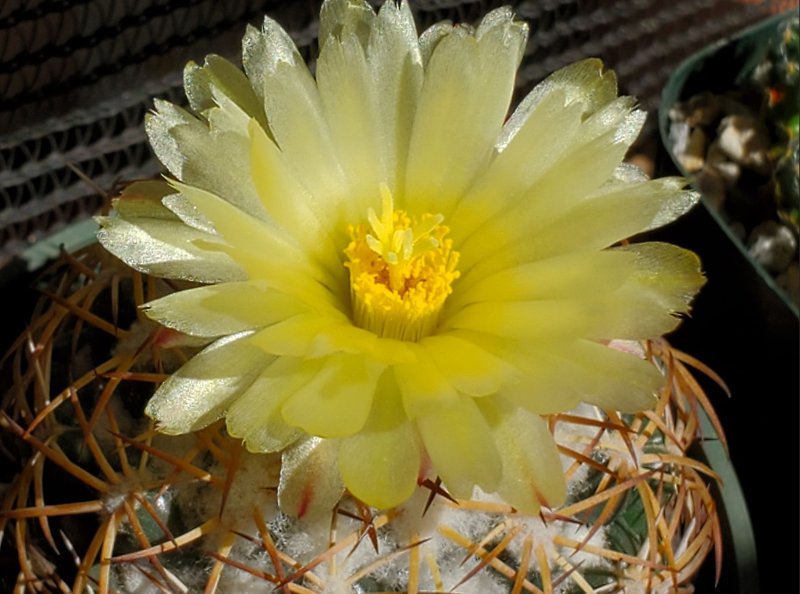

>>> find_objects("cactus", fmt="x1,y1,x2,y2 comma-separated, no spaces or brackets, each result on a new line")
0,243,723,593
1,1,720,591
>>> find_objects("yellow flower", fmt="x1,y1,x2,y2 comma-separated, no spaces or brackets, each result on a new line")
97,0,704,515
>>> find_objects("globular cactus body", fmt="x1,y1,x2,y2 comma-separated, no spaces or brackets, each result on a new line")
0,246,722,594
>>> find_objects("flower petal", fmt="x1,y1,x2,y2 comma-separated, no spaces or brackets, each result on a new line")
451,243,704,342
418,21,451,67
416,396,502,498
405,10,527,215
241,16,312,124
449,89,581,241
617,242,706,313
338,372,420,509
462,177,698,282
526,177,698,260
142,282,307,338
452,59,620,241
317,31,386,204
585,242,705,339
249,119,341,273
145,100,266,218
451,249,632,309
457,102,645,272
96,182,243,283
278,436,344,520
227,358,316,453
249,313,375,358
499,58,619,151
319,0,375,50
145,332,271,433
442,300,595,341
367,0,422,194
173,181,341,311
394,352,459,419
281,353,385,438
184,54,266,128
247,16,350,218
502,339,662,414
421,333,517,397
161,192,215,234
480,399,566,513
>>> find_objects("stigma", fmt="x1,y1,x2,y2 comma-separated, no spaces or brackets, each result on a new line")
344,185,459,342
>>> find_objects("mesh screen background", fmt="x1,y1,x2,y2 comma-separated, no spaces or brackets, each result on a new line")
0,0,793,264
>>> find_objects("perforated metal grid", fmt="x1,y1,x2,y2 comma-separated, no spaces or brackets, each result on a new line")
0,0,792,266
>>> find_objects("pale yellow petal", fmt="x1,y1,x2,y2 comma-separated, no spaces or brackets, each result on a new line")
204,90,252,138
96,216,241,283
418,21,451,67
584,96,646,147
416,397,502,498
172,181,340,311
142,282,307,338
281,353,385,438
461,177,698,282
367,0,422,194
249,314,332,357
570,340,663,411
227,358,318,453
441,300,595,341
108,180,175,218
246,311,411,363
248,17,350,215
161,192,214,233
319,0,375,50
457,117,638,273
371,337,417,365
144,100,193,179
241,17,302,122
278,436,344,520
338,372,420,509
451,244,703,343
610,162,649,185
449,90,581,241
617,242,706,315
249,121,342,274
184,54,266,128
405,12,526,215
394,353,459,419
96,183,243,283
317,33,386,209
502,339,662,414
450,250,632,309
498,58,618,151
421,333,517,397
480,399,566,513
248,313,365,357
440,330,658,414
314,324,388,359
145,100,266,218
145,332,271,433
451,59,618,241
197,239,345,315
583,243,706,339
526,177,698,259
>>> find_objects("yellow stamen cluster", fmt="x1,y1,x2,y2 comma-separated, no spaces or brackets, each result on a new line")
344,186,460,342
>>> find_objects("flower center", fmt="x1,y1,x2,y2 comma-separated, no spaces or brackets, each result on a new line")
344,185,460,342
